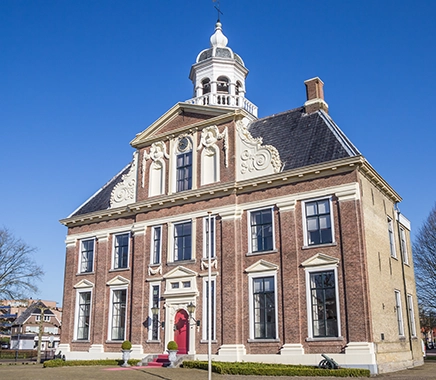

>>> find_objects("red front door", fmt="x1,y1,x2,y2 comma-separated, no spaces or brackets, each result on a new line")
174,309,189,354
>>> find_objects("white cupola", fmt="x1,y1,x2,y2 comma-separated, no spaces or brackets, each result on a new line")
186,22,257,117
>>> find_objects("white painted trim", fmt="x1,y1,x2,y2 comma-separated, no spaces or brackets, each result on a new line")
301,196,335,247
304,265,341,339
202,276,216,341
202,215,216,258
247,206,275,254
77,238,95,274
247,270,278,340
150,225,162,265
73,288,93,341
148,282,161,341
111,232,131,270
107,286,129,342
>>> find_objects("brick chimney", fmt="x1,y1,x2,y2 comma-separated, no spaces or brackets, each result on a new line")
304,77,328,114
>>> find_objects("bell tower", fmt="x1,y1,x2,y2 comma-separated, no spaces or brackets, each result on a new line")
186,22,258,117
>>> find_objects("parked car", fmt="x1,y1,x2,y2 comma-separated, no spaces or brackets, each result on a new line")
0,342,9,349
426,341,434,350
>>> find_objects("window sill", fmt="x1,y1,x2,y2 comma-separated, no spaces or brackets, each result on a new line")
302,242,337,250
306,336,343,342
72,340,90,343
76,271,95,276
167,259,196,266
146,340,162,344
246,249,278,256
247,339,280,343
109,268,130,272
106,340,124,344
200,340,218,344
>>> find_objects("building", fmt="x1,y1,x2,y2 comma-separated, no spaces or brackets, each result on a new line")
10,300,61,351
58,21,423,374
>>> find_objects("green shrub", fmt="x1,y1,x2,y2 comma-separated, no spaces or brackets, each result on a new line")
167,340,178,351
182,361,370,377
121,340,132,350
43,358,141,368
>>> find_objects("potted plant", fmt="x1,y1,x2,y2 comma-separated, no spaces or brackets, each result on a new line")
166,340,178,365
121,340,132,367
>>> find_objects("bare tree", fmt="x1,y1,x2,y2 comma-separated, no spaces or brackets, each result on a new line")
0,228,44,299
414,203,436,318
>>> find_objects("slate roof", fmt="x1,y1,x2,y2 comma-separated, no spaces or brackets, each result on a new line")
13,301,54,326
248,107,360,171
70,163,132,217
67,107,360,218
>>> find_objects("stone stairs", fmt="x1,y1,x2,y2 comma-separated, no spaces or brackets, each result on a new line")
145,354,171,367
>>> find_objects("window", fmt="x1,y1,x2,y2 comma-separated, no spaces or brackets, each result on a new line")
35,315,41,322
407,294,416,337
171,282,179,289
309,270,338,338
176,151,192,192
151,226,162,265
110,289,127,341
400,227,408,264
183,281,191,288
204,216,215,258
174,221,192,261
249,208,274,253
395,290,404,336
80,239,94,273
44,315,50,322
305,199,333,246
150,285,160,341
252,276,276,339
388,217,396,258
202,78,211,95
113,233,129,269
76,291,91,340
202,278,216,341
217,76,229,93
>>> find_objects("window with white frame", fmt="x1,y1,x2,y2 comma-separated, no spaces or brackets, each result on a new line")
113,233,129,269
176,137,192,192
407,294,416,337
202,278,216,341
394,290,404,336
151,226,162,265
400,227,409,265
44,315,50,322
203,215,215,258
149,284,160,341
304,199,333,246
76,291,91,340
388,217,397,258
250,275,277,339
110,288,127,341
308,269,339,338
249,208,274,253
174,221,192,261
80,239,94,273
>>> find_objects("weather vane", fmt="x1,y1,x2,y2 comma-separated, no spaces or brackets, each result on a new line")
213,0,223,22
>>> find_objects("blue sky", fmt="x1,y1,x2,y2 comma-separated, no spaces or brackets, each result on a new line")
1,0,435,305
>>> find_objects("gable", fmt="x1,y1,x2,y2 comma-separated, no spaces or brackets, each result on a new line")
301,253,339,267
245,259,278,273
131,103,236,148
164,266,198,279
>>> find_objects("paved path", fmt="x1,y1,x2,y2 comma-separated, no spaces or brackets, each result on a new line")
0,361,435,380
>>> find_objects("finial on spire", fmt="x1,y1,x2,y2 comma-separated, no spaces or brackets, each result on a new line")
213,0,223,22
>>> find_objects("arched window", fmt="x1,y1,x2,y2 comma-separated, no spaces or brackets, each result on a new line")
236,81,243,95
202,78,211,95
217,76,230,93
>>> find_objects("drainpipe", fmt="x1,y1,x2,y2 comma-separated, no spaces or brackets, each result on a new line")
395,203,413,354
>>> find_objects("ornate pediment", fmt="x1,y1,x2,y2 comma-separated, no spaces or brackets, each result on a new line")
106,275,130,286
245,259,278,273
74,279,94,289
110,152,138,208
164,266,198,279
236,118,282,181
301,253,339,267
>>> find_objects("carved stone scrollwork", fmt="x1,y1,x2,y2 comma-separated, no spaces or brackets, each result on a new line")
142,141,169,188
236,119,282,178
198,125,229,167
110,152,138,208
148,265,162,276
201,258,217,270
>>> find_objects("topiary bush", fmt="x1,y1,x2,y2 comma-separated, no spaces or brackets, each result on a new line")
167,340,178,351
121,340,132,350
